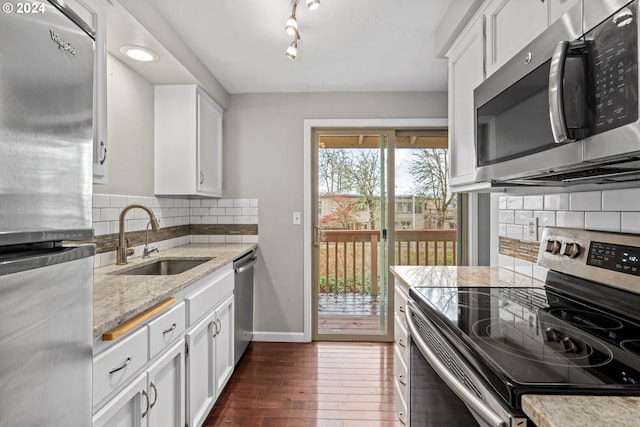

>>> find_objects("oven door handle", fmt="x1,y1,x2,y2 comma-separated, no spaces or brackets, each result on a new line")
405,302,507,427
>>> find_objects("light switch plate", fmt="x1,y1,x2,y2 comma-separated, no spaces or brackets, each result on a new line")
525,218,538,241
293,211,301,225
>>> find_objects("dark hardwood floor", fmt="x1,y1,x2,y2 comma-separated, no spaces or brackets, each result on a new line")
204,341,401,427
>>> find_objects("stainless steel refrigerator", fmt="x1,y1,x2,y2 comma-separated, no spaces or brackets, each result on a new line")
0,1,95,426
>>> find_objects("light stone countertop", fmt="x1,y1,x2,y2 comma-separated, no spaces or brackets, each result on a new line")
390,265,545,290
93,243,256,338
391,266,640,426
522,395,640,427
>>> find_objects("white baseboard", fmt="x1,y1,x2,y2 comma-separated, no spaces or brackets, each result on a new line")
252,331,310,343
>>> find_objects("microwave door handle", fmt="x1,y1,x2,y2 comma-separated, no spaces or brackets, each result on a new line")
405,303,507,427
549,41,571,143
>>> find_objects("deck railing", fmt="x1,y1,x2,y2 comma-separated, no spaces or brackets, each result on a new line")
317,229,457,297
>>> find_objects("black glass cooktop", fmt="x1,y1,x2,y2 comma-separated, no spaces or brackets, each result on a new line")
409,277,640,407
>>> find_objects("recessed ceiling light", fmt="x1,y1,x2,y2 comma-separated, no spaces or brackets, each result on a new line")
120,45,159,62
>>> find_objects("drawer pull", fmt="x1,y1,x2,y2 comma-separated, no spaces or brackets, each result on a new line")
108,357,131,375
149,382,158,408
398,374,407,386
398,338,406,348
162,323,177,335
141,389,149,418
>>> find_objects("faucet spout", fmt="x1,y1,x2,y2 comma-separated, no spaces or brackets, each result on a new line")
116,204,160,265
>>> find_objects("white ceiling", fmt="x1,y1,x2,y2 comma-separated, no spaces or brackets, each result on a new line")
146,0,451,94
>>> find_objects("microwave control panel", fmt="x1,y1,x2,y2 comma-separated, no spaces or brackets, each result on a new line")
586,1,638,135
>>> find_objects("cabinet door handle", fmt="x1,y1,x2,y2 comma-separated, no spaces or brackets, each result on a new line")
399,411,407,425
212,320,219,338
398,306,405,313
398,338,406,348
200,171,205,184
141,389,150,418
149,382,158,408
216,319,221,336
162,323,177,335
99,140,107,165
108,357,131,375
398,374,407,386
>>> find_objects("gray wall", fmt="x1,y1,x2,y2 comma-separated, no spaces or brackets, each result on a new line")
94,54,155,196
224,92,448,335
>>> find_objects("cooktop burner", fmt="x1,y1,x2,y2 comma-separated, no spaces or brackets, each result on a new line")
620,340,640,357
547,308,624,330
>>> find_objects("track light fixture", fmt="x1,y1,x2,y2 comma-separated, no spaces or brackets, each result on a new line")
284,0,320,59
285,4,298,36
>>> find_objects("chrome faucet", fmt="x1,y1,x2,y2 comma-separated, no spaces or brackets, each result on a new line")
116,204,160,265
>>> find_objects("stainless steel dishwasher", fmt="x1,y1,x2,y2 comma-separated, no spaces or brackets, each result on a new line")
233,249,257,365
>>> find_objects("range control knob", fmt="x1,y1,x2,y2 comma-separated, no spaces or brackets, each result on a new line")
545,239,562,254
560,242,581,258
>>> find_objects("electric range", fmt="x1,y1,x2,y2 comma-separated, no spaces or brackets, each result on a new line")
406,227,640,426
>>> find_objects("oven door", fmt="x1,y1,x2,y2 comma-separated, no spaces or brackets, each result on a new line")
406,300,528,427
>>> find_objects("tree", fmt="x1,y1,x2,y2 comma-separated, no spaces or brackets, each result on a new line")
318,148,351,194
407,148,453,229
344,150,380,229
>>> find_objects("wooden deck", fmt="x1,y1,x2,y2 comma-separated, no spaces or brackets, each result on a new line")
318,293,384,335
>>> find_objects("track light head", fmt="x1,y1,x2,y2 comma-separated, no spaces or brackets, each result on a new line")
306,0,320,10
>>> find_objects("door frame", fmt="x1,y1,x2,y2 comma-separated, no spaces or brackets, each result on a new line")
302,118,448,342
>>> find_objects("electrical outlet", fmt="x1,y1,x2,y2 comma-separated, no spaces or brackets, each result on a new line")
293,211,301,225
526,218,538,242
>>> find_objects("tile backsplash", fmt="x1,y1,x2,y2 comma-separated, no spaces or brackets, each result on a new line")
497,187,640,280
92,194,258,267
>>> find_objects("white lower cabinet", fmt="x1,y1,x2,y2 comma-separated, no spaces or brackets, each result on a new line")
186,293,234,427
93,264,237,427
93,340,185,427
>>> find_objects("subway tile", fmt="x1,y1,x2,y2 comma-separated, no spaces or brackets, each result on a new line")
523,195,543,210
101,208,119,221
210,235,226,244
225,208,242,216
622,213,640,234
544,193,569,211
506,196,524,210
191,235,210,244
499,196,507,210
201,199,218,208
242,235,259,244
514,211,533,225
585,212,621,232
533,265,549,282
189,199,201,208
92,209,101,222
218,216,234,224
250,199,259,208
556,211,585,228
533,211,556,227
234,216,252,224
242,207,259,216
217,199,234,208
234,199,251,208
93,222,110,236
209,208,226,216
191,208,210,216
250,216,259,224
514,258,533,278
202,216,218,224
570,191,601,211
602,188,640,211
499,254,515,270
125,196,141,206
499,211,515,224
225,235,242,244
506,224,524,240
189,216,202,224
499,224,507,237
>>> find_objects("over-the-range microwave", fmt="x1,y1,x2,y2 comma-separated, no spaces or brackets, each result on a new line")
474,0,640,187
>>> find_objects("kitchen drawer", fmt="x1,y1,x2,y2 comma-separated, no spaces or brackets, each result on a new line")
394,286,408,330
185,263,233,325
93,327,148,407
148,301,186,358
394,344,409,403
394,313,409,362
394,376,409,426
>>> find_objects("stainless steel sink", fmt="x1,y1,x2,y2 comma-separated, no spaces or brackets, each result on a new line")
112,258,213,276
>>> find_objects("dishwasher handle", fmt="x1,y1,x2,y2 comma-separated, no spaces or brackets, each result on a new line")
405,301,507,427
234,256,257,274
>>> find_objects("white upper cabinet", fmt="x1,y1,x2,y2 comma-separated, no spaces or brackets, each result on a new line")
64,0,110,184
154,85,223,198
484,0,548,77
448,18,485,188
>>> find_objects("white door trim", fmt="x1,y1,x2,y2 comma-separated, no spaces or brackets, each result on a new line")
302,118,448,342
